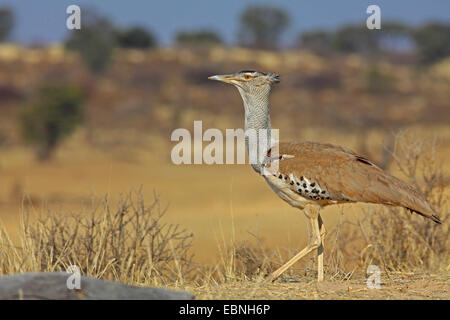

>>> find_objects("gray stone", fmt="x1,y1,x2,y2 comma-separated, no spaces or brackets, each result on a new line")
0,272,194,300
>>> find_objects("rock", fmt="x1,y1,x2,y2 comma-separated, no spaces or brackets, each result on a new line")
0,272,194,300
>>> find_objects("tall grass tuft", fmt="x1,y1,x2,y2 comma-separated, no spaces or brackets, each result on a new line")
0,189,194,286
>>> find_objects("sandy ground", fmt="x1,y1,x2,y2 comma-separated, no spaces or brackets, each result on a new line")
187,272,449,299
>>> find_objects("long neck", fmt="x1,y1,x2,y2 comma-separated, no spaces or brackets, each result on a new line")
237,86,272,173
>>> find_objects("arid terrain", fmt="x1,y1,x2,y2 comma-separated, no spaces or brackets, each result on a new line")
0,45,448,299
187,273,449,299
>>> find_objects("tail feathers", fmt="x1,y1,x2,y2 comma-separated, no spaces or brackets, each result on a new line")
407,207,442,224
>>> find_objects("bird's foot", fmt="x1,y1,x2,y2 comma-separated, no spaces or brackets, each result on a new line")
264,274,277,284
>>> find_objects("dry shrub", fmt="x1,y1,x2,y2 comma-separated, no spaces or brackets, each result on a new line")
337,131,448,273
209,227,279,283
232,239,276,278
212,232,315,282
0,189,194,285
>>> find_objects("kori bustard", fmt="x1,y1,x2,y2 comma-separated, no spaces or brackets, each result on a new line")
208,70,442,282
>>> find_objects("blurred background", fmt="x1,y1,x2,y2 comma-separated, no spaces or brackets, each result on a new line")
0,1,448,269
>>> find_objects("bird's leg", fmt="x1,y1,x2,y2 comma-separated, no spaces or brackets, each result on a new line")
317,213,326,282
269,207,322,282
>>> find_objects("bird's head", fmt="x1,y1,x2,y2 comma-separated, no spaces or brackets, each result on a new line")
208,70,279,94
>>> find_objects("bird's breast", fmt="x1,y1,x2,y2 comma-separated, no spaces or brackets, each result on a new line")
264,174,321,210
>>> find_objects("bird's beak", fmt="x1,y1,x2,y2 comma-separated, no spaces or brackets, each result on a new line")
208,74,238,84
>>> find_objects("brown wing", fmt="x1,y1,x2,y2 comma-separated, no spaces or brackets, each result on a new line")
268,141,441,224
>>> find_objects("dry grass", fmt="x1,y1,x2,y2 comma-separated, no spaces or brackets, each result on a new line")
0,188,194,286
188,272,449,299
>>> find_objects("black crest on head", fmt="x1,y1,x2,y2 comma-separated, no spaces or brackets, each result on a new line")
239,70,258,74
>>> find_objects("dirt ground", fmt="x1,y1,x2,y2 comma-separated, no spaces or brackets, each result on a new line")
187,272,449,299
